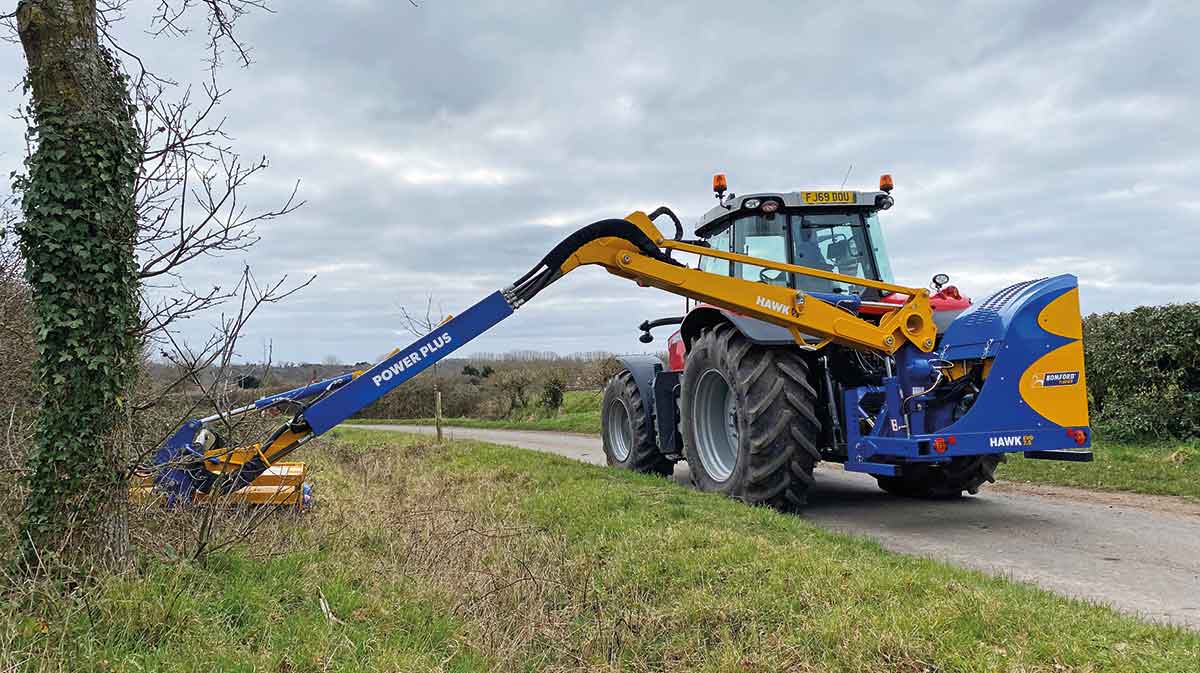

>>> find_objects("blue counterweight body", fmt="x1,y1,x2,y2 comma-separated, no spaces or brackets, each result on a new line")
842,275,1091,476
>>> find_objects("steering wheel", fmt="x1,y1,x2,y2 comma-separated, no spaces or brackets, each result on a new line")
759,268,786,284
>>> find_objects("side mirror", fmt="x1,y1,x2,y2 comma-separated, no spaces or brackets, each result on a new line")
931,273,950,290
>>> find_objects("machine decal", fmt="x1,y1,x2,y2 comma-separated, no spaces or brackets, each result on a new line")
1034,371,1080,387
303,291,514,435
370,332,453,387
755,295,791,315
989,434,1035,448
1019,339,1089,427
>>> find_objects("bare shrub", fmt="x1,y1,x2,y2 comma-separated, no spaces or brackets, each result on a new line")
476,395,512,420
355,373,483,420
0,201,34,552
492,369,536,410
579,355,624,389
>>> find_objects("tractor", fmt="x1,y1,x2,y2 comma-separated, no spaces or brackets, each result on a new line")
147,174,1090,510
600,175,1089,507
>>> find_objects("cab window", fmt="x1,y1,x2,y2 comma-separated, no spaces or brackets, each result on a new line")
792,212,880,295
864,212,894,283
733,214,789,286
698,227,731,276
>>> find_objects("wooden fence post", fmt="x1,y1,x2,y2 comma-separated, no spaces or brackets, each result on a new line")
435,390,443,443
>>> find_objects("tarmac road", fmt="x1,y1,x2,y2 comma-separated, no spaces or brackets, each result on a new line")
355,423,1200,630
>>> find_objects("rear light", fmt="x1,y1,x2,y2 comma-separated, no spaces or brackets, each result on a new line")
1067,428,1088,446
761,200,780,214
933,437,948,453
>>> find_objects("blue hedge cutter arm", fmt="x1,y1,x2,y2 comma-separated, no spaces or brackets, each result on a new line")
147,212,720,505
148,290,516,505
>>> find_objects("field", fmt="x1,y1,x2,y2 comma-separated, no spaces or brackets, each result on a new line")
352,389,604,434
8,430,1194,671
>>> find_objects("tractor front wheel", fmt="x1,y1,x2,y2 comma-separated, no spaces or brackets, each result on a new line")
600,371,673,476
874,455,1005,498
680,323,821,509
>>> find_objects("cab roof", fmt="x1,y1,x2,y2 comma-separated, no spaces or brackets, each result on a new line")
695,189,891,239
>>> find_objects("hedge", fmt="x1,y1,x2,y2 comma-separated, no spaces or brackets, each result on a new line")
1084,303,1200,441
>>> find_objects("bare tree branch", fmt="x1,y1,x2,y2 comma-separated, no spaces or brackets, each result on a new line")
397,294,449,387
397,294,447,339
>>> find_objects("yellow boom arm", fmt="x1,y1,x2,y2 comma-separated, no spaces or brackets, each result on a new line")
558,211,937,355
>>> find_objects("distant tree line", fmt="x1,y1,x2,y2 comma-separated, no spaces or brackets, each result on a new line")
352,356,625,420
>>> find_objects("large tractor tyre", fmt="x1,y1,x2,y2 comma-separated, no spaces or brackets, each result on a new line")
680,323,822,509
874,454,1005,499
601,371,673,476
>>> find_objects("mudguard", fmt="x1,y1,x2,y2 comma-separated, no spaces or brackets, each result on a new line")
679,306,796,347
615,354,663,429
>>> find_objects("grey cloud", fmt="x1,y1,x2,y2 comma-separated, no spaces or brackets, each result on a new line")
2,0,1198,362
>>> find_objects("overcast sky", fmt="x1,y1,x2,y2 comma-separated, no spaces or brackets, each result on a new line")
2,1,1197,363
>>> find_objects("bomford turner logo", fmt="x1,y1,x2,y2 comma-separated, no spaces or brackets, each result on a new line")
1032,370,1080,387
755,295,791,316
989,434,1034,448
371,332,453,387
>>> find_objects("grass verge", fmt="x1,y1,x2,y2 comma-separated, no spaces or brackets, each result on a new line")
8,428,1195,671
997,438,1200,501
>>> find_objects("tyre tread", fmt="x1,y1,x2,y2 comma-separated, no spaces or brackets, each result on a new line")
875,454,1005,498
601,371,673,476
683,324,822,509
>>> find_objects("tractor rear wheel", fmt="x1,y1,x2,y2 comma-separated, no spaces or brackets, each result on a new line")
680,323,822,509
874,455,1005,498
601,371,673,476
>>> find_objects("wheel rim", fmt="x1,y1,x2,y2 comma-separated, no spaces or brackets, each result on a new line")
604,398,633,461
693,368,739,482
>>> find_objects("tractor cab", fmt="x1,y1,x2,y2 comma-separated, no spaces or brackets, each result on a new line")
649,175,970,370
694,176,898,300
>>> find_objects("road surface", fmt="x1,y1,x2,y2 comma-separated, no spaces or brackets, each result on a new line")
354,423,1200,630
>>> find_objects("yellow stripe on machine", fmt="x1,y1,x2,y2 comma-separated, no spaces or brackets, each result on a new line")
1038,288,1084,339
1019,290,1089,427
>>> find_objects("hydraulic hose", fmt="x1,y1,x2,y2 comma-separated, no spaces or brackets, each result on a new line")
509,215,682,305
648,206,683,241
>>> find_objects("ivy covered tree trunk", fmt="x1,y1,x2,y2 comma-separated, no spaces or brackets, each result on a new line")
13,0,140,567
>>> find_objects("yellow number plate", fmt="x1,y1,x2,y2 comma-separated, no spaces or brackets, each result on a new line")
801,191,857,205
